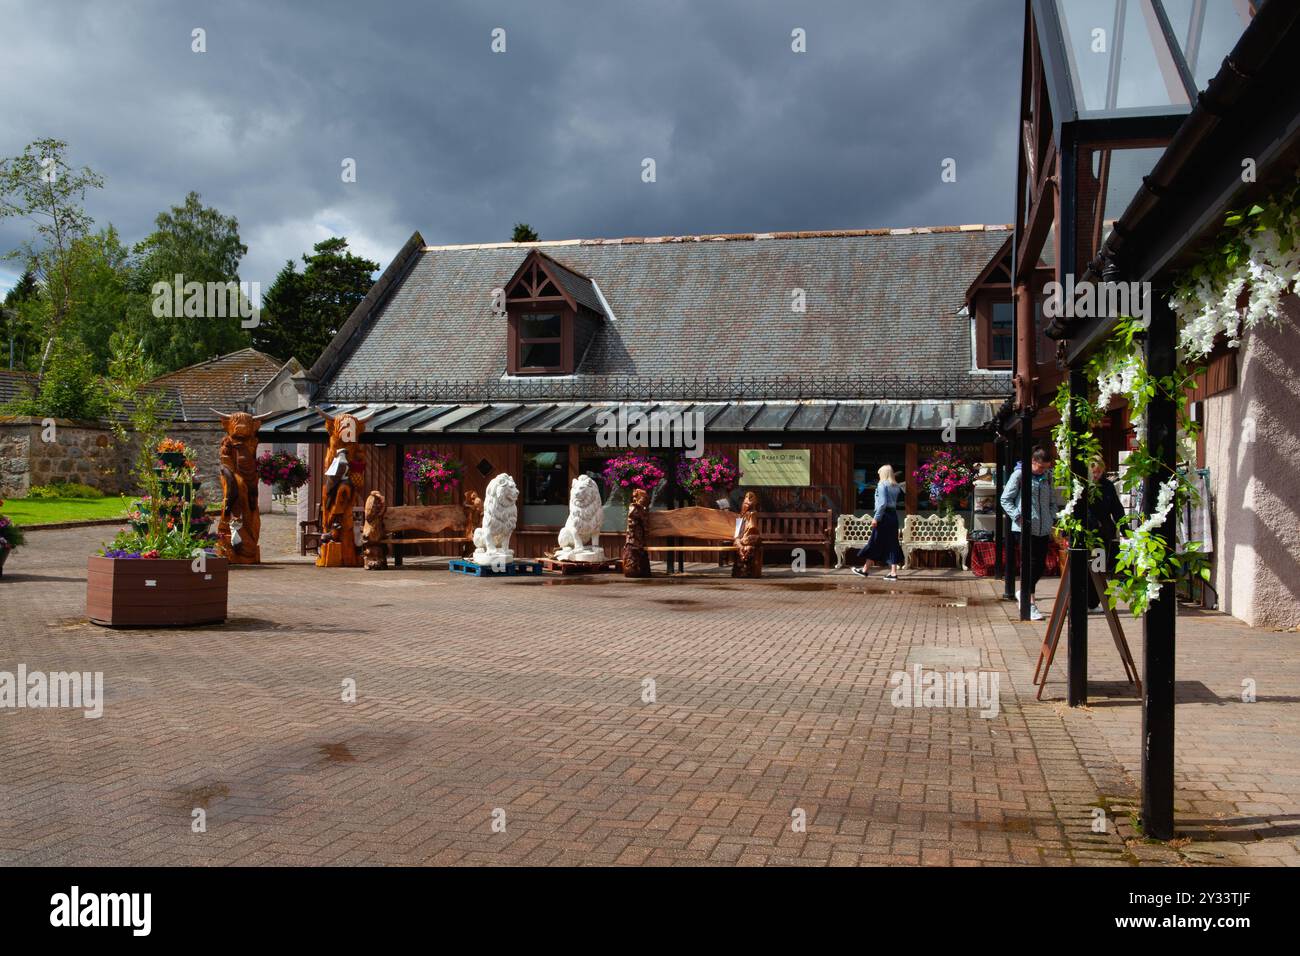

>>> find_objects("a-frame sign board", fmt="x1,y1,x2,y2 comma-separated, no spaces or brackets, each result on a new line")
1032,549,1141,700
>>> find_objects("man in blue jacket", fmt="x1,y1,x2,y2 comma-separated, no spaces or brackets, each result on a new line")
1000,447,1062,621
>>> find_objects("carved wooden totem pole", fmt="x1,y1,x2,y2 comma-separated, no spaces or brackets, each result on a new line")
212,409,271,564
622,487,652,578
317,410,367,568
732,491,763,578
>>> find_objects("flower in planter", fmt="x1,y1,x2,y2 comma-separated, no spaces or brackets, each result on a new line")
0,505,24,556
913,450,975,515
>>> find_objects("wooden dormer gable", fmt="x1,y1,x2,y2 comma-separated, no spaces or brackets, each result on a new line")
503,249,605,376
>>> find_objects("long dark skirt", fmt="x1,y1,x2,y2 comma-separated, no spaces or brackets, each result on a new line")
857,509,905,567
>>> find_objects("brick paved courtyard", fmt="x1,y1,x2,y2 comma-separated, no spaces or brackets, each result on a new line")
1,515,1295,866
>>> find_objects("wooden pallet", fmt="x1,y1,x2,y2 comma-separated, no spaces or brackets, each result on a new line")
449,558,543,577
540,557,621,575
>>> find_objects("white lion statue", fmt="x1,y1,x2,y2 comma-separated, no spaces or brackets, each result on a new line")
472,473,519,565
555,474,605,562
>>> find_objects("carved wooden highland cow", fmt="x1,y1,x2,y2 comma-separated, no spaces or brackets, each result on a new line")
212,409,273,564
316,410,367,568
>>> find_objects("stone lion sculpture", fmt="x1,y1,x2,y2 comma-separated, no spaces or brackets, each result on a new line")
472,473,519,564
555,474,605,562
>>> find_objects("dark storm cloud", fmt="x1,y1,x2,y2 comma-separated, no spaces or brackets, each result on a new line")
0,0,1022,292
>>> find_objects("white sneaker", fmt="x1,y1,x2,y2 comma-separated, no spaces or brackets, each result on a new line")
1015,588,1021,603
1029,604,1044,622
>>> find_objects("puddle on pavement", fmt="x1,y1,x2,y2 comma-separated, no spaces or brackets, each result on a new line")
319,742,356,763
179,782,230,809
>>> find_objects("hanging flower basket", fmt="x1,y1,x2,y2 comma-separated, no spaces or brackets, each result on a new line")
600,453,666,505
676,454,739,505
403,450,463,504
257,451,311,495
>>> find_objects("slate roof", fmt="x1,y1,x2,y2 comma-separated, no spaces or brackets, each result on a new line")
0,369,36,408
321,226,1013,399
148,348,285,421
535,252,605,315
259,399,1002,441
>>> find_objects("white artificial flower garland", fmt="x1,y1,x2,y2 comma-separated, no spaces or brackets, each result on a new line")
1086,200,1298,610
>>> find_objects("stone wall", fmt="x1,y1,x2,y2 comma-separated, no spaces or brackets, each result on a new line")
0,417,227,499
0,418,134,497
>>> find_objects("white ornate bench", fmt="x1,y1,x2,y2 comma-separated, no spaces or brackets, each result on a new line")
833,514,874,568
900,513,969,570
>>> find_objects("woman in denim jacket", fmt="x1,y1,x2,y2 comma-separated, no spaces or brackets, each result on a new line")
853,465,906,580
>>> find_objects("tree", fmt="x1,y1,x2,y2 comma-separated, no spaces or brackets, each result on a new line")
512,223,539,242
3,268,42,371
0,138,105,376
132,191,251,370
55,226,141,373
104,329,167,487
253,237,378,366
3,337,106,420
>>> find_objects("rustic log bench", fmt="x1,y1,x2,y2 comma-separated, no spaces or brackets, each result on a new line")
757,510,833,568
628,506,759,576
361,491,482,569
900,513,969,570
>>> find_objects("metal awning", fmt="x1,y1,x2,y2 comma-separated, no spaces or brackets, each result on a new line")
260,399,1004,442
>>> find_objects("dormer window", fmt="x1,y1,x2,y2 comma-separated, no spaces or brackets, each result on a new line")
504,250,606,376
518,312,564,372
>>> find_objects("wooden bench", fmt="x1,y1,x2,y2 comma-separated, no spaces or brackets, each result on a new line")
627,505,760,576
361,491,482,569
299,519,322,556
900,513,969,570
757,510,833,568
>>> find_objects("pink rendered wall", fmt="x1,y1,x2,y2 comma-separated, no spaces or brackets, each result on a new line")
1204,296,1300,629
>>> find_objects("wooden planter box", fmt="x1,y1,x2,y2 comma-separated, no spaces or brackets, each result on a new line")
86,555,229,627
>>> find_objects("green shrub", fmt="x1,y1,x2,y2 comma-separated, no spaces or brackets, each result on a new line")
26,482,104,499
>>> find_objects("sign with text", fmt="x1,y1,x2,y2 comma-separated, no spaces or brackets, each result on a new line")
739,448,810,486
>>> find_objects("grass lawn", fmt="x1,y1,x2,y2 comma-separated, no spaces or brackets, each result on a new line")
1,496,130,526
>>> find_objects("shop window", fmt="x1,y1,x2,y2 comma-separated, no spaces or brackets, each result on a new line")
853,445,906,514
521,445,569,525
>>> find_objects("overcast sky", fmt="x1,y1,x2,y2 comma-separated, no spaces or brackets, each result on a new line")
0,0,1022,296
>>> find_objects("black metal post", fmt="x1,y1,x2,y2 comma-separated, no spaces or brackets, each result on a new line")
993,435,1005,578
1019,411,1033,620
1001,435,1017,600
393,443,405,568
1067,367,1090,706
1142,296,1178,841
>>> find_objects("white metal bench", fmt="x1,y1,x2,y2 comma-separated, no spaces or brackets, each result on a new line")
900,513,969,570
833,514,875,568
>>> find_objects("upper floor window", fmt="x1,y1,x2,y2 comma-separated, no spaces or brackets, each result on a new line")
990,301,1013,366
517,312,563,372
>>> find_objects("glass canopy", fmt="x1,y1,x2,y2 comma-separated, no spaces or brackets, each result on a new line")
1048,0,1256,120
